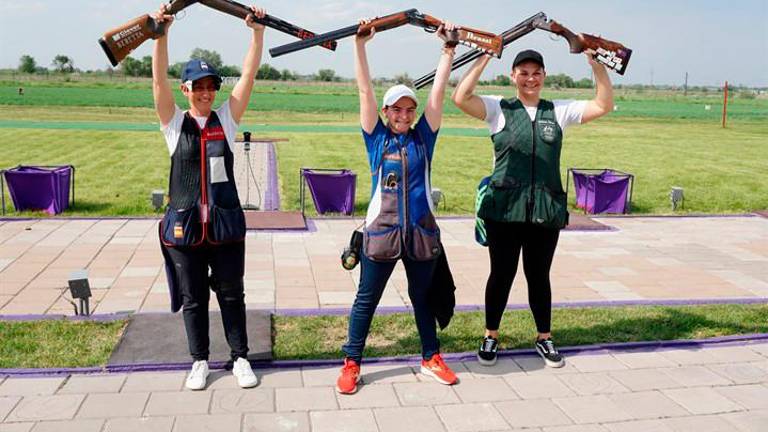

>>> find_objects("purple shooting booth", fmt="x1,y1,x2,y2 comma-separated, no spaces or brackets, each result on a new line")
566,168,634,214
299,168,356,217
1,165,75,215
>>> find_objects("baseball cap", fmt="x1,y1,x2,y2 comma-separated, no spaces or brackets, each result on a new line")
512,49,545,69
181,59,222,89
382,84,418,108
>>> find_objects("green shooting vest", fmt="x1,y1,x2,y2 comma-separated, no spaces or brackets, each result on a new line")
477,98,569,230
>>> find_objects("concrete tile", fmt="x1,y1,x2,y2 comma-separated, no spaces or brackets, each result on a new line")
713,384,768,410
452,377,519,403
103,416,174,432
375,406,445,432
660,366,733,387
553,395,635,424
310,409,377,432
77,392,149,419
0,378,66,396
706,362,768,384
210,388,274,414
464,358,523,378
435,403,509,432
721,409,768,432
662,414,740,431
204,370,241,390
0,396,21,422
58,375,126,394
662,387,744,415
172,414,241,431
658,349,724,366
514,355,580,375
144,391,211,416
336,384,399,409
609,369,683,391
30,419,104,432
612,352,678,369
603,419,674,432
701,346,767,363
504,375,576,399
121,372,185,393
275,387,337,411
242,412,309,432
6,395,85,422
359,364,418,384
300,366,338,387
608,390,689,419
495,399,572,428
393,382,460,406
254,369,303,388
558,372,630,395
749,343,768,357
542,425,608,432
567,354,629,373
0,423,35,432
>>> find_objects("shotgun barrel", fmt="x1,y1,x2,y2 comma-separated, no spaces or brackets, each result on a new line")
413,12,547,89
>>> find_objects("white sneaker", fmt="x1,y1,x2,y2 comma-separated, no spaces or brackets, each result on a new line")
232,357,259,388
185,360,209,390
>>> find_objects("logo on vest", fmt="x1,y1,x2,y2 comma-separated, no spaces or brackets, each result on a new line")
174,222,183,239
538,119,558,143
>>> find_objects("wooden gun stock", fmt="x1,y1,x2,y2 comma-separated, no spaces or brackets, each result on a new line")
538,20,632,75
98,0,197,67
414,13,503,57
357,9,415,37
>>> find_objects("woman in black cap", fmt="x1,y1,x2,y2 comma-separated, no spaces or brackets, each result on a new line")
452,49,614,367
151,3,266,390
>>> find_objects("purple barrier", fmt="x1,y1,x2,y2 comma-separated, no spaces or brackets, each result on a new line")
3,165,74,215
301,169,356,215
570,169,633,214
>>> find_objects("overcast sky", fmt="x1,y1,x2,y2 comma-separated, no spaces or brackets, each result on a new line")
1,0,766,86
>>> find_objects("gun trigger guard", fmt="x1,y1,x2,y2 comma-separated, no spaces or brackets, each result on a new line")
174,9,187,20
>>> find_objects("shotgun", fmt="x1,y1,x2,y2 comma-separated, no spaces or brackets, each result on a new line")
536,19,632,75
99,0,198,67
414,12,547,89
99,0,336,67
198,0,336,51
268,9,503,59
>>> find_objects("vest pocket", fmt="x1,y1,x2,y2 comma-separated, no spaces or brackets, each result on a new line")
210,205,246,243
160,206,202,247
363,225,402,262
531,186,568,229
410,222,441,261
478,182,527,223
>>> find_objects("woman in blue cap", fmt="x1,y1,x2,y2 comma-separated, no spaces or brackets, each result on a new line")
151,3,265,390
453,49,614,368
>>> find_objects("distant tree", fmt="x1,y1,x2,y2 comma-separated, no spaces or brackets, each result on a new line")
120,56,143,77
218,65,241,77
19,55,37,74
574,78,593,88
491,74,511,86
281,69,296,81
393,73,413,87
544,73,574,88
316,68,336,82
189,48,223,69
51,55,75,73
256,63,281,80
168,61,185,79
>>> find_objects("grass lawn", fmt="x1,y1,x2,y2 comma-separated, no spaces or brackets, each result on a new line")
0,319,126,369
1,304,765,368
273,304,768,360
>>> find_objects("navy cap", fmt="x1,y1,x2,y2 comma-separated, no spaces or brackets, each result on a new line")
181,59,222,87
512,49,545,69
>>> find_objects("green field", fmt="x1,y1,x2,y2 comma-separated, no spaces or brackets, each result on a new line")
0,78,766,216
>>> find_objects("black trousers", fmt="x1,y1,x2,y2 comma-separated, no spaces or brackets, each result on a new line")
165,241,248,361
484,220,560,333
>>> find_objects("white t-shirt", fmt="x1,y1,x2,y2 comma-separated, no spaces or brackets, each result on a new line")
161,100,239,155
480,95,587,135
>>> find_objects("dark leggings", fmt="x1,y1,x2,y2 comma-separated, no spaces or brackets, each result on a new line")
484,220,560,333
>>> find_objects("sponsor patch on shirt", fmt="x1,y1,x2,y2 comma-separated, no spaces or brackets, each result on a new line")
203,126,226,141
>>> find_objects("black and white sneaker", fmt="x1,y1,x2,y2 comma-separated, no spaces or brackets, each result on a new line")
477,336,499,366
535,338,565,368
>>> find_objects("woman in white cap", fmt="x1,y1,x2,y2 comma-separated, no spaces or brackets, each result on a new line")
335,20,459,394
452,49,614,368
151,3,266,390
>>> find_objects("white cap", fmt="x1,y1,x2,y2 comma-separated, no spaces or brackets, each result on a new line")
382,84,418,108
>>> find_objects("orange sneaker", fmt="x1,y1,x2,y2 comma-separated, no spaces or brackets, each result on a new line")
420,353,458,385
336,357,361,394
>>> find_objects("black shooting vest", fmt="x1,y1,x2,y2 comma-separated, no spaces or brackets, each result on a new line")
477,98,569,229
160,111,245,246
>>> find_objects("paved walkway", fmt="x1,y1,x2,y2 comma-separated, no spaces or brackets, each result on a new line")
0,216,766,315
0,342,767,431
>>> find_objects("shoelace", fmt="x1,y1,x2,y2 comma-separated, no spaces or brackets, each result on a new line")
342,359,358,373
482,338,497,352
541,339,558,355
192,362,205,374
429,355,447,370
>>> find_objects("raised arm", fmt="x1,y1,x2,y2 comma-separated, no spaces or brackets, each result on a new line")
451,55,492,121
355,24,378,134
151,5,176,126
580,51,614,124
424,24,457,132
228,6,266,124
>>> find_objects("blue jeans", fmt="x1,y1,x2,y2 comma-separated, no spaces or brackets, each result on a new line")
342,253,439,363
